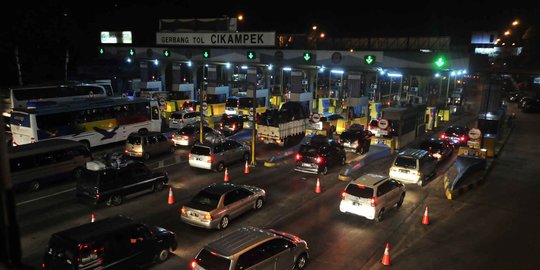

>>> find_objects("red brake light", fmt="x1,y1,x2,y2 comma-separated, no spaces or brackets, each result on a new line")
190,260,198,269
208,155,213,163
232,124,236,129
440,134,447,139
96,193,100,199
188,153,192,159
171,134,176,138
316,156,323,164
341,191,347,199
295,154,301,161
370,197,377,207
459,136,466,141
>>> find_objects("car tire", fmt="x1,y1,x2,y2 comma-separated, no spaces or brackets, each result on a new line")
169,146,176,153
216,162,225,172
320,165,328,175
255,197,264,209
396,193,405,208
376,208,385,222
153,181,164,192
30,181,40,191
294,253,308,270
218,216,230,230
156,248,169,263
72,167,83,179
243,152,250,162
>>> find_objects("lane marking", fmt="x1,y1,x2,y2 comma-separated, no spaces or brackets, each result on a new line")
16,187,76,206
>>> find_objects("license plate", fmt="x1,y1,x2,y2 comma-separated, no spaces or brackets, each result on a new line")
399,169,409,173
353,201,361,206
189,212,198,217
129,153,138,157
172,120,177,124
302,163,311,167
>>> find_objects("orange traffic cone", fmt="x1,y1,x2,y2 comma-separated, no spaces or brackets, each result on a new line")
224,168,230,182
381,243,391,266
422,205,430,225
315,178,321,193
168,187,175,205
91,213,95,223
244,160,250,174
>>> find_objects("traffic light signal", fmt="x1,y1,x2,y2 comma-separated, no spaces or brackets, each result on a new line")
303,52,313,62
163,49,170,57
247,51,256,60
202,50,210,58
129,48,135,56
364,55,376,65
434,56,446,68
98,47,104,55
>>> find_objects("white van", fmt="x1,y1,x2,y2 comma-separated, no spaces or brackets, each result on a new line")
389,148,437,186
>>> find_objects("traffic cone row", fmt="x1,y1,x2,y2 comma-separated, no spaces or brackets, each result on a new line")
422,205,430,225
224,168,230,182
168,187,175,205
244,160,250,174
315,178,321,193
381,243,391,266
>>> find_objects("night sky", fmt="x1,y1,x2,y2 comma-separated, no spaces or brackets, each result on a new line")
1,1,538,86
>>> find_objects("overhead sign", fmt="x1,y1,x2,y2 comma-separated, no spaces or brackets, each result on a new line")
468,128,482,140
100,31,132,44
156,32,276,47
378,119,389,129
311,113,321,123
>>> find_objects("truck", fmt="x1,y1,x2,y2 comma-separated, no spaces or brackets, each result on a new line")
257,101,309,146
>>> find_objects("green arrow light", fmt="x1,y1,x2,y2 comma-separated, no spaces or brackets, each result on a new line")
129,48,135,56
247,51,255,59
99,48,104,55
365,55,375,65
303,53,311,61
163,50,170,57
203,51,210,58
434,57,446,68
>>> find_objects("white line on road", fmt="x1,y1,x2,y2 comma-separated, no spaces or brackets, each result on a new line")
16,187,76,206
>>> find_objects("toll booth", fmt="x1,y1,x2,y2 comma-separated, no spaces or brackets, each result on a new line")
425,107,438,131
369,102,383,120
205,86,230,115
382,104,426,150
478,111,503,157
318,98,339,114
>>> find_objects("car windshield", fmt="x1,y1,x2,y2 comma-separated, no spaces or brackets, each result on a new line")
340,131,362,141
394,156,417,169
179,126,196,135
445,127,466,135
191,146,211,156
190,190,220,208
127,136,142,145
170,113,184,119
299,145,320,156
345,183,374,199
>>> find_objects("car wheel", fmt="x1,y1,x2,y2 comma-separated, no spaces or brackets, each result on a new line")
294,253,308,270
109,195,123,206
396,193,405,208
153,181,164,192
255,197,264,209
169,146,176,153
320,165,328,175
143,152,150,160
216,162,225,172
219,216,230,230
376,208,385,222
156,248,169,263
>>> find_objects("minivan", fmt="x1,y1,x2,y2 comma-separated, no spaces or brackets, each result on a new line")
389,148,437,186
191,226,309,270
42,215,177,269
169,110,200,129
339,174,406,222
124,131,175,160
189,140,250,172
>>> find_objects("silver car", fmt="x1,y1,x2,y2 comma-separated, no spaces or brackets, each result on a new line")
181,183,266,229
189,140,250,172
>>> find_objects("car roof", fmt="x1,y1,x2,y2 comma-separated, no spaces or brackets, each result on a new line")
204,226,276,257
349,174,388,187
396,148,430,158
202,182,241,195
52,215,137,244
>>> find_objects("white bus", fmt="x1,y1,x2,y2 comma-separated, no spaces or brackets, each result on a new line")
9,97,161,148
9,82,109,109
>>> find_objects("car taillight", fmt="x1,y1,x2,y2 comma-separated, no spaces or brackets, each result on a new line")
188,153,192,159
295,154,301,161
316,156,323,164
171,134,176,138
41,262,46,269
370,197,377,207
440,134,447,139
459,136,466,141
337,138,341,143
190,260,198,269
232,124,237,129
95,193,100,199
354,140,359,147
341,191,347,199
181,207,186,215
208,155,212,163
204,213,212,220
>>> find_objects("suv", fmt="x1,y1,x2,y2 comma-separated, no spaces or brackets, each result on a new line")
339,174,406,222
441,125,469,145
389,148,437,186
171,125,223,147
191,226,309,270
76,158,168,206
42,215,177,269
181,182,266,230
295,135,346,175
419,137,454,161
339,124,373,154
218,114,247,136
169,110,200,129
124,131,175,160
189,140,250,172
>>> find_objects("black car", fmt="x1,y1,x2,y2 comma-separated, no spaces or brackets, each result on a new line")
419,137,454,161
441,125,469,145
521,97,540,113
295,135,346,175
76,157,168,206
42,215,177,269
219,114,247,136
339,125,372,154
